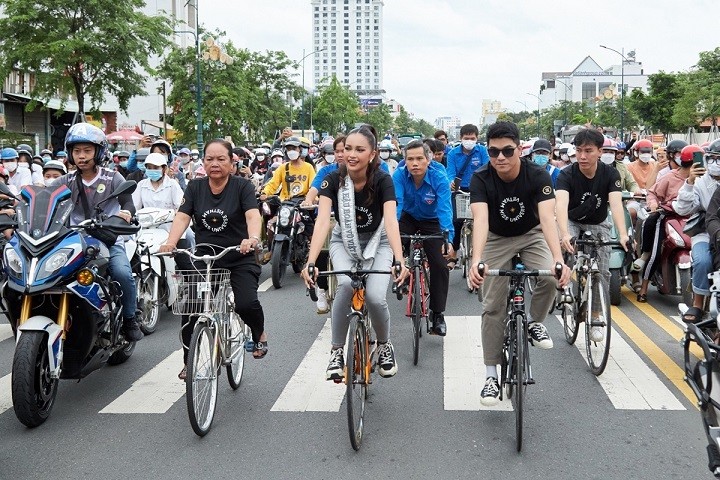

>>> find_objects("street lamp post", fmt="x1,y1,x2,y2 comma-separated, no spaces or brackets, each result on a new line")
555,78,570,127
300,47,326,138
515,101,529,139
526,93,542,138
600,44,628,141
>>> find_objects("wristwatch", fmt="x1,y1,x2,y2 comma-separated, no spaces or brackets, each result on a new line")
249,235,260,243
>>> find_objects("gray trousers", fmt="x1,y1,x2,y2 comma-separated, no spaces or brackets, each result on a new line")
329,235,393,346
568,220,611,313
482,227,557,365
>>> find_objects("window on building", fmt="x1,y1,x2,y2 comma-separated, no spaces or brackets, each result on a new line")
582,82,596,102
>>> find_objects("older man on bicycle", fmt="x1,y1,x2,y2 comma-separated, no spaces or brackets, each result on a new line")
393,139,454,336
467,121,570,406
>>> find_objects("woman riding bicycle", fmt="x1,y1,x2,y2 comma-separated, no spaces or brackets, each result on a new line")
301,125,408,381
160,139,267,380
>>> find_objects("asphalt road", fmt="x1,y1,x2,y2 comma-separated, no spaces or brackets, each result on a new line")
0,266,711,480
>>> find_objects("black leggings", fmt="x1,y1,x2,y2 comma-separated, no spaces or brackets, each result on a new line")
315,250,329,290
181,259,265,363
640,211,665,280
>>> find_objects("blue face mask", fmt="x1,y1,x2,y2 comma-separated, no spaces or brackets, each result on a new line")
137,162,146,172
532,154,549,167
145,170,163,181
119,161,128,168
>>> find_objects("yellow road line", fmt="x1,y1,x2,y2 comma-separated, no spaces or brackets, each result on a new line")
622,289,702,359
611,306,698,410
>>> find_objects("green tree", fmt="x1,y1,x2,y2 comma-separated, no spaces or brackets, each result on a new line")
626,71,682,135
410,118,436,137
312,76,360,136
393,107,414,133
673,48,720,130
363,103,393,137
0,0,171,115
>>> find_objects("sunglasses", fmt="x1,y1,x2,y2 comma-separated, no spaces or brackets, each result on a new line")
487,146,517,158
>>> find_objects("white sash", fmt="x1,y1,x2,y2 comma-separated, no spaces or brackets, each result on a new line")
337,174,385,268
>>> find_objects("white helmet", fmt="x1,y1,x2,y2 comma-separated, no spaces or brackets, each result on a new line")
379,139,393,150
567,145,576,157
254,147,267,156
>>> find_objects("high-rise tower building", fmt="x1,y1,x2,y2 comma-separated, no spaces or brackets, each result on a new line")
311,0,385,96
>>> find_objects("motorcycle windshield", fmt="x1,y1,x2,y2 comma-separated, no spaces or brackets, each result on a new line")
17,185,74,240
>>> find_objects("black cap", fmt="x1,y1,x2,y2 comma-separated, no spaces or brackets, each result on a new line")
531,139,552,154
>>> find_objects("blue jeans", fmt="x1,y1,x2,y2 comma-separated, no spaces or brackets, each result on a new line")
692,241,712,296
109,243,137,319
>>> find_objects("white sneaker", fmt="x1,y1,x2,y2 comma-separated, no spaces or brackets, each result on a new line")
315,288,329,314
590,325,605,343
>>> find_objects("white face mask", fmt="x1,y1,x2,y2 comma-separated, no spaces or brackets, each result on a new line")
43,177,57,187
639,153,653,163
600,153,615,165
379,151,390,160
461,139,477,151
256,154,265,161
708,163,720,177
287,150,300,161
561,153,569,161
325,154,335,163
673,154,682,166
4,161,17,172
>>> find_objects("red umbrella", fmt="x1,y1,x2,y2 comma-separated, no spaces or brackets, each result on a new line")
106,129,144,142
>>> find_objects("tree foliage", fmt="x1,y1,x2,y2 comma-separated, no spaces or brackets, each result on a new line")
312,76,360,136
393,107,414,133
0,0,171,114
363,103,393,137
626,72,683,135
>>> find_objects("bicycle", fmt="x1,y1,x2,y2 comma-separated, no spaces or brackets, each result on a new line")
160,244,251,437
559,232,626,376
455,191,477,295
478,257,562,452
395,232,447,366
307,263,397,451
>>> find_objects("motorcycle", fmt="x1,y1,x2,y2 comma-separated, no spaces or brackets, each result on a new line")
134,207,177,335
648,207,693,306
608,192,635,306
1,180,140,427
263,195,312,289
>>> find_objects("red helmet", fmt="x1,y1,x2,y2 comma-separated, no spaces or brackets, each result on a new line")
602,138,617,151
633,139,653,151
680,144,704,165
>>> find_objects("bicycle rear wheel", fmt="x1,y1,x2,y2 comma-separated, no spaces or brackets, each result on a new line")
411,266,421,366
513,314,526,452
186,321,219,437
226,313,247,390
563,279,580,345
346,313,368,451
586,273,612,375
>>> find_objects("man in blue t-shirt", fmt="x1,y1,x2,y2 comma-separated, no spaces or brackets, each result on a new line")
529,139,561,187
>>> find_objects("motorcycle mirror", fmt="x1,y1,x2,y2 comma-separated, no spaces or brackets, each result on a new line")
0,213,18,230
0,182,12,197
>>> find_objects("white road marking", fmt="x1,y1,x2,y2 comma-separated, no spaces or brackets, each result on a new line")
258,278,274,292
555,315,684,410
443,315,512,411
99,349,186,414
0,374,11,415
0,324,13,343
271,319,346,412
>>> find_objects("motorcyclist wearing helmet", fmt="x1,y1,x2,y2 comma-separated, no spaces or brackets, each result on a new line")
673,140,720,322
530,139,561,187
250,147,270,176
378,139,397,173
615,141,629,164
313,142,335,171
647,139,687,189
114,150,131,177
1,147,32,193
298,136,313,165
16,144,44,186
627,139,657,191
633,143,694,302
54,123,143,341
552,142,573,169
41,148,53,163
41,160,67,186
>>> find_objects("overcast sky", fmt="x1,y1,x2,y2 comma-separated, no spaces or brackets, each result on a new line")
201,0,715,125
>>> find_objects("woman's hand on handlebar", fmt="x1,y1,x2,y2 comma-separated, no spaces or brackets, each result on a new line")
391,260,408,285
301,262,317,289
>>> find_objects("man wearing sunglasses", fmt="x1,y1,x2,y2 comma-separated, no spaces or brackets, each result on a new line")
467,121,570,406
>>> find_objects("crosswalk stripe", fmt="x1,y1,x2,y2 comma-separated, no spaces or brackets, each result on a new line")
0,324,12,343
670,315,686,332
443,315,512,411
258,278,274,292
271,319,346,412
99,349,185,414
554,315,684,410
611,307,697,409
0,374,12,415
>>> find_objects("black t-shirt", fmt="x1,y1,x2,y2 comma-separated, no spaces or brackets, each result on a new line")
318,170,396,234
556,162,622,225
470,159,555,237
179,176,258,264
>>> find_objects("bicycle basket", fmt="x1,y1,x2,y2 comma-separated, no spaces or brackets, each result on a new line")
170,269,231,316
455,192,472,219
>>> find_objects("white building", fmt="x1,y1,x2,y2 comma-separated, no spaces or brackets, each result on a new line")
539,54,648,110
434,116,461,133
481,99,505,126
311,0,384,97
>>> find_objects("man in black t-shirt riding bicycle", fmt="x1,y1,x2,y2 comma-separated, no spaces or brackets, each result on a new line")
467,121,570,406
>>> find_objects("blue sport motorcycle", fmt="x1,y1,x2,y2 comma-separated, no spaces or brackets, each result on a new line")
0,180,140,428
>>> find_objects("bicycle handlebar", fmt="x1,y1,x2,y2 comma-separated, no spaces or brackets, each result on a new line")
155,244,243,262
401,231,449,255
477,262,563,279
306,263,397,302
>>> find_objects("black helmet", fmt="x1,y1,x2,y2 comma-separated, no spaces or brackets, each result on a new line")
322,143,334,155
666,139,688,156
706,139,720,155
531,139,552,154
284,136,301,148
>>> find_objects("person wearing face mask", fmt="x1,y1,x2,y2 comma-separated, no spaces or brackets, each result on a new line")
602,138,638,193
378,139,397,174
16,144,44,186
446,124,490,267
41,148,54,163
41,160,67,186
633,144,695,302
672,140,720,322
312,142,335,171
553,142,573,168
1,147,32,194
299,136,313,165
132,152,184,213
530,139,560,187
647,139,686,189
250,147,270,176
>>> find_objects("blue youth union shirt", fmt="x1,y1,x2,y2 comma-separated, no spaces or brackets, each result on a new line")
446,144,489,190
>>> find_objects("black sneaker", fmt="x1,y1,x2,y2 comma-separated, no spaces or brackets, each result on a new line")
122,317,144,342
326,347,344,381
377,341,398,377
431,311,447,336
528,322,553,349
480,376,500,406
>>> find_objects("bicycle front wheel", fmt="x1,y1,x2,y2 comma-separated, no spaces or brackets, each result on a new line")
226,313,247,390
346,313,368,451
513,314,526,452
563,279,580,345
186,321,219,437
586,273,612,376
411,266,421,366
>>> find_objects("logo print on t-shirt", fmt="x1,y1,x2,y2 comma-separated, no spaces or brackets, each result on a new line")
321,179,329,190
291,182,303,196
201,208,229,233
424,192,436,205
356,206,372,229
615,180,621,188
542,186,552,196
499,196,525,223
580,192,602,209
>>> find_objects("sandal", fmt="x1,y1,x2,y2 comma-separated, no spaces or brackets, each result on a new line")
253,341,268,359
631,258,645,273
636,293,648,303
446,257,457,270
178,366,187,380
682,306,703,324
631,282,641,293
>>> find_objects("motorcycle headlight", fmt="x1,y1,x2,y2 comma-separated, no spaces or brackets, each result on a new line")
667,225,685,248
279,207,292,227
37,248,73,280
4,246,22,275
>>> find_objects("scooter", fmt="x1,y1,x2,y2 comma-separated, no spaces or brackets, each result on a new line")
134,207,177,335
649,208,693,306
608,192,635,306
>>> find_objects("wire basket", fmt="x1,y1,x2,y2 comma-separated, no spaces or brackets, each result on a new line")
455,192,472,219
170,269,232,316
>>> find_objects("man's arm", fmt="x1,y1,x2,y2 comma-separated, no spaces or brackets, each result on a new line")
608,191,629,250
467,202,489,288
392,170,405,221
435,172,454,243
538,198,564,264
555,189,573,253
